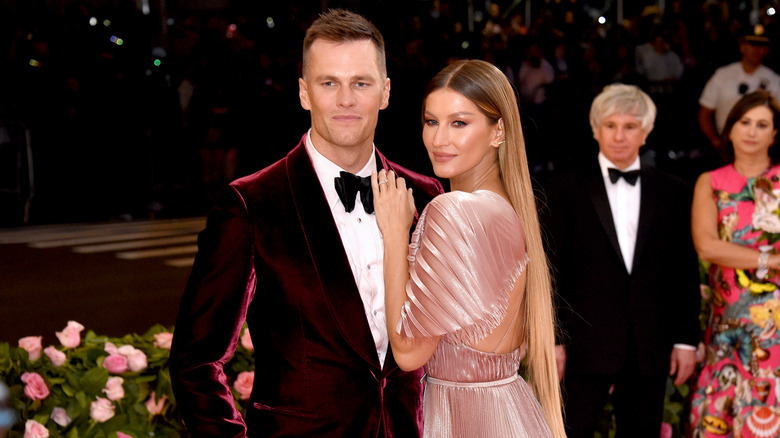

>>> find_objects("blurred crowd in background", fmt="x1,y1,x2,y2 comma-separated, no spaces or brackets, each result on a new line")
0,0,776,226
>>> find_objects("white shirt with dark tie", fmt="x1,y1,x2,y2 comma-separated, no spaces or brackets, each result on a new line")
305,131,389,367
598,152,641,274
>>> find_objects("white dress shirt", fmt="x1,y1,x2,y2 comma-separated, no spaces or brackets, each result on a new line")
598,152,641,274
305,131,389,367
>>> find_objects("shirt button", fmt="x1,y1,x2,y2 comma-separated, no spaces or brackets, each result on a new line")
367,264,371,270
357,218,362,223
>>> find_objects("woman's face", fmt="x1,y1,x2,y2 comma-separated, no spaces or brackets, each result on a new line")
594,112,649,169
422,88,501,181
729,105,777,158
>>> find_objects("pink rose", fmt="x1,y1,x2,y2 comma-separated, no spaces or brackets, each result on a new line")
24,419,49,438
21,372,49,400
241,328,254,351
153,332,173,350
89,397,115,422
118,345,147,372
104,342,119,356
233,371,254,400
116,433,133,438
145,391,167,416
660,422,673,438
19,336,42,361
44,346,66,367
50,407,71,427
103,354,129,374
700,284,711,300
55,321,84,348
103,376,125,400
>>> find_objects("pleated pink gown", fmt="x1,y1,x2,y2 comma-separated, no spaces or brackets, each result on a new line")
398,190,553,438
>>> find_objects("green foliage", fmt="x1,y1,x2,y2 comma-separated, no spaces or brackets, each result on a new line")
4,319,698,437
1,324,255,438
663,378,690,437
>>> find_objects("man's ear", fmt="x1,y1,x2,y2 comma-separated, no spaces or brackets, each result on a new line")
640,129,650,146
299,78,310,110
379,78,391,110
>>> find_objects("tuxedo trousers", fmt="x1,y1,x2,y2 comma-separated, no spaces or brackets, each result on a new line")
563,344,667,438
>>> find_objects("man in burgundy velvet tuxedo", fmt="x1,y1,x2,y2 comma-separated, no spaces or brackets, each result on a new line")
169,9,443,438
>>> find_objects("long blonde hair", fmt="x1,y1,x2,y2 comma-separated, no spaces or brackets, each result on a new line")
422,59,565,437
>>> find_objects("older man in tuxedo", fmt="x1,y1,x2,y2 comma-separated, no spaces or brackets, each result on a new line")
542,84,701,437
169,9,443,437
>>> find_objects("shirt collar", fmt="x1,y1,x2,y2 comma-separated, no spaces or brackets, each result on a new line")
305,129,377,209
598,152,640,179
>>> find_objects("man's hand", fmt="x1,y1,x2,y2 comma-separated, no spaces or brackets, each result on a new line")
669,347,696,386
555,345,566,381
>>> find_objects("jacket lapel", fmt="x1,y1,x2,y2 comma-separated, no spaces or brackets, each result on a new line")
587,164,624,265
286,139,381,370
632,167,657,269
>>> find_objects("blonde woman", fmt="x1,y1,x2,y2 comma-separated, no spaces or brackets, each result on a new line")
372,59,565,437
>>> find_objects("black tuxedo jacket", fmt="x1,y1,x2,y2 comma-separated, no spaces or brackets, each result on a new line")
541,159,701,376
170,133,444,437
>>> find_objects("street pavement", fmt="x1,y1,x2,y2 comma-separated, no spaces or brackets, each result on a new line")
0,217,205,346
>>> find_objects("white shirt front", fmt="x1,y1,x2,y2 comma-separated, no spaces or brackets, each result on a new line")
598,152,641,274
305,131,389,367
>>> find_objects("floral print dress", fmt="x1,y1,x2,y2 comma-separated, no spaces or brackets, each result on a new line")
691,164,780,438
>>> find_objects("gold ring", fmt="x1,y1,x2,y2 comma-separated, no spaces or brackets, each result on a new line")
378,180,389,185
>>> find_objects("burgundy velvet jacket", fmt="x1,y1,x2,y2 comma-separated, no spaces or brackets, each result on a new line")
170,133,444,437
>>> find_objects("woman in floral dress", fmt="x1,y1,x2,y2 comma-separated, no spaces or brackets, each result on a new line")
690,90,780,437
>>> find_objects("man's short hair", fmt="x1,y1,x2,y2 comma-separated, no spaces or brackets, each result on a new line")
589,83,657,137
302,9,387,78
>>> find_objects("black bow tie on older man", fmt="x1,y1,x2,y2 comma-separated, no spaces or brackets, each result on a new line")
334,171,374,214
608,168,640,185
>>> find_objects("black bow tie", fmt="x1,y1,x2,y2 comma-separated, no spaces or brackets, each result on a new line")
334,171,374,214
608,168,640,185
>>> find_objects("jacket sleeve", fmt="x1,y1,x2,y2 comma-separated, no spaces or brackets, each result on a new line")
169,185,255,438
537,176,572,346
667,180,703,347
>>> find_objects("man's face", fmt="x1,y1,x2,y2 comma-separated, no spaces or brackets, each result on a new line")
741,41,769,65
594,113,649,169
299,39,390,159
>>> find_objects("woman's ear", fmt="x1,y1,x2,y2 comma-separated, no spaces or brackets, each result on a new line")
492,118,506,148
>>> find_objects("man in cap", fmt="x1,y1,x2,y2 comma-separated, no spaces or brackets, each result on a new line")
699,24,780,149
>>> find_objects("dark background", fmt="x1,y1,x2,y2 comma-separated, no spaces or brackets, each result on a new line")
0,0,775,227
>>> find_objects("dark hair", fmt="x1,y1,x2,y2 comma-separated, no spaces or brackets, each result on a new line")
720,90,780,163
302,9,386,78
